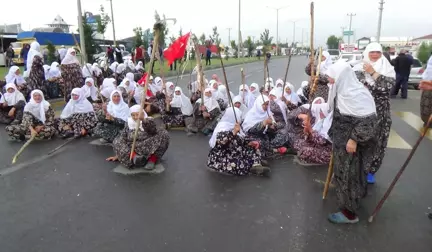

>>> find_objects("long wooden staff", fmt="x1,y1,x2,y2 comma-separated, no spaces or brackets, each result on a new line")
130,23,162,160
11,135,36,164
309,2,315,84
241,68,246,104
218,51,239,123
192,37,205,93
308,47,322,103
282,50,293,97
368,114,432,222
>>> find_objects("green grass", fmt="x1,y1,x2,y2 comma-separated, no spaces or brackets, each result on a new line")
0,66,25,79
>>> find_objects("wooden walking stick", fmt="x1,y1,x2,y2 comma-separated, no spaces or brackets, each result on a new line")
241,68,246,104
11,135,36,164
218,50,239,123
282,50,293,97
309,2,315,84
322,151,334,199
130,22,163,161
368,114,432,223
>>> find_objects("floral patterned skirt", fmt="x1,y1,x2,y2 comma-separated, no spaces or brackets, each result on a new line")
420,90,432,126
56,112,98,137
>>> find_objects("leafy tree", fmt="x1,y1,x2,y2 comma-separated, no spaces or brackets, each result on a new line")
210,26,221,48
96,5,111,40
81,15,98,62
244,36,255,57
417,42,432,64
46,42,56,64
133,27,144,48
154,11,169,48
178,27,183,37
326,35,339,49
199,33,206,45
260,29,273,53
143,28,151,49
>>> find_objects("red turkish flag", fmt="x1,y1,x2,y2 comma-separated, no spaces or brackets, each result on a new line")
137,73,154,98
163,32,191,66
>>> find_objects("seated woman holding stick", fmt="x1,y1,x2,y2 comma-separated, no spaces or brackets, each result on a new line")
93,90,129,144
186,87,221,136
0,83,26,125
5,90,56,141
57,88,98,138
107,105,170,170
162,86,193,129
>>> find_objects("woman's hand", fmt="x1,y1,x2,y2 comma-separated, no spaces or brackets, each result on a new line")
233,123,241,135
419,80,432,91
363,63,375,75
203,111,210,118
8,107,15,117
264,118,273,126
30,127,38,137
346,139,357,153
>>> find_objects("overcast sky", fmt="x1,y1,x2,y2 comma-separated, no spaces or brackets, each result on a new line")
2,0,431,46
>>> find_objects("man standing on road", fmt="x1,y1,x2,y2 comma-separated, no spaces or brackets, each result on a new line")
134,45,145,68
5,45,14,67
205,47,211,66
20,44,30,71
391,49,413,99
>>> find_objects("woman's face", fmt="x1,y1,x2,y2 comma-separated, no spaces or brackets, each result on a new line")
240,88,247,93
321,55,327,61
125,81,130,86
112,93,121,104
269,94,276,101
368,51,382,62
86,81,92,87
262,101,269,111
314,99,322,104
234,102,241,108
71,51,76,56
250,86,256,92
33,93,42,103
205,91,212,98
327,76,335,84
7,88,15,93
72,93,80,100
285,88,292,94
15,69,20,75
131,112,139,121
169,85,175,90
175,90,181,95
213,83,218,89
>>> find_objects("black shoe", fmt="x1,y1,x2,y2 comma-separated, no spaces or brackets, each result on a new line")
250,164,271,177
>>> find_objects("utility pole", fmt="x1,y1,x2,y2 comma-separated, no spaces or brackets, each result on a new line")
266,5,289,56
108,0,116,46
227,28,232,45
376,0,385,43
340,26,345,42
347,13,356,44
291,21,297,48
77,0,86,63
238,0,241,58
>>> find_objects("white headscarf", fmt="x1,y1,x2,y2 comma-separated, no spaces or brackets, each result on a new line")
353,42,396,85
82,63,93,78
243,95,272,132
5,66,26,85
115,63,126,74
283,82,300,106
209,107,243,148
231,95,248,119
107,90,130,121
164,82,175,97
269,88,287,123
119,73,136,93
60,88,94,119
171,86,193,116
24,89,50,123
82,77,98,101
47,62,61,79
265,77,274,91
150,76,163,94
25,41,43,75
101,78,117,99
238,84,255,108
135,61,144,71
127,105,148,131
197,87,220,112
320,51,333,74
125,59,135,71
61,48,80,65
327,60,376,117
43,65,50,80
422,55,432,80
0,83,26,106
312,107,333,141
297,81,309,97
216,85,234,104
92,63,102,77
275,79,284,89
109,62,119,72
249,83,261,98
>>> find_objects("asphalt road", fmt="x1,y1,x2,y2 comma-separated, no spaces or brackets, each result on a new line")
0,57,431,252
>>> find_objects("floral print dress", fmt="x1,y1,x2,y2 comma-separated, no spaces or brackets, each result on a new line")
93,109,126,143
245,122,276,159
293,131,332,164
269,100,286,130
56,112,98,137
207,131,261,176
113,119,170,169
303,62,330,102
420,90,432,126
328,108,377,214
27,56,47,95
355,71,395,173
187,102,221,133
61,63,83,102
161,107,190,127
0,100,25,125
5,107,56,140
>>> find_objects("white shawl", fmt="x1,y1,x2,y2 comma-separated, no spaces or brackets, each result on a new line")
242,95,272,132
60,88,94,119
171,86,193,116
209,107,244,148
83,77,98,101
61,48,80,65
127,105,148,131
25,41,43,76
24,89,50,123
0,83,26,106
5,66,26,85
107,90,130,121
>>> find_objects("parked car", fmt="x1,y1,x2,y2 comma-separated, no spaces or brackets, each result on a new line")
340,53,363,65
408,58,423,90
327,49,341,63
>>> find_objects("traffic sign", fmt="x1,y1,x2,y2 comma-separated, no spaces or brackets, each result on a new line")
343,30,354,36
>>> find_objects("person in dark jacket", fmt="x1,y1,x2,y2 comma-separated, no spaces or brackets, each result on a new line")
205,47,211,65
382,47,391,63
391,49,413,99
115,45,123,64
107,46,115,64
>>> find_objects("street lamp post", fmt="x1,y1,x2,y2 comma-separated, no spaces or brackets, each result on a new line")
107,0,116,46
238,0,241,58
77,0,86,63
347,13,356,44
267,5,289,56
376,0,385,43
289,20,298,48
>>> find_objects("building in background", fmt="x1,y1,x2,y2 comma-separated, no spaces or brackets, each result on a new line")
84,12,104,40
47,15,72,33
412,34,432,45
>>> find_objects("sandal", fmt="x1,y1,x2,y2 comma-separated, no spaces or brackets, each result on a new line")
367,173,376,184
328,212,359,224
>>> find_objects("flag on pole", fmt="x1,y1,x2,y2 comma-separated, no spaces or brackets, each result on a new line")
163,32,191,66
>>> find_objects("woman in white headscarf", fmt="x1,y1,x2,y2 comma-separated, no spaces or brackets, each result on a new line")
215,85,234,111
207,107,270,176
238,84,256,108
292,101,332,165
325,60,377,224
242,95,276,159
186,87,221,136
93,89,129,143
162,86,193,128
281,82,301,110
264,77,274,94
57,88,97,138
61,48,83,102
107,104,170,170
100,78,117,100
268,88,287,129
5,66,27,97
420,54,432,126
124,59,135,73
91,63,104,87
82,77,98,103
0,83,26,124
114,63,127,83
135,61,145,73
45,62,63,99
353,42,396,183
82,63,93,79
43,65,50,80
5,89,56,141
249,83,261,98
296,81,309,104
320,51,333,74
118,72,136,104
231,95,248,119
26,42,47,97
107,62,119,78
304,53,330,102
